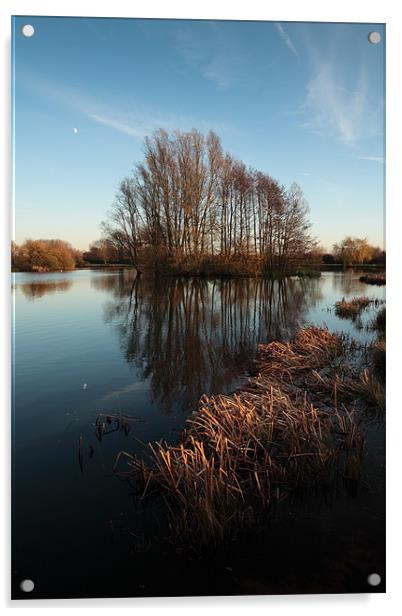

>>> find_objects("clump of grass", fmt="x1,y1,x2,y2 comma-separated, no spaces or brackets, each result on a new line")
373,306,386,336
335,296,373,320
359,273,386,286
305,337,385,414
117,327,365,548
344,368,385,413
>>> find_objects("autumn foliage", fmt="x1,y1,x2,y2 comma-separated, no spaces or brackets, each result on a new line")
12,239,76,272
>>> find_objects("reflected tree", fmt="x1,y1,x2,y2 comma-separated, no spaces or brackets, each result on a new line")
101,273,322,413
17,280,73,301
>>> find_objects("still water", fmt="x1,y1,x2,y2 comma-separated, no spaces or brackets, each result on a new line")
12,269,385,598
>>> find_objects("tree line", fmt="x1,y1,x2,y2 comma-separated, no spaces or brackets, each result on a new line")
100,129,317,275
11,234,384,273
323,237,385,267
11,129,384,274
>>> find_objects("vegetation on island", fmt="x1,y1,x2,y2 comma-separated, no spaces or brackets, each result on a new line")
334,296,383,320
99,129,318,276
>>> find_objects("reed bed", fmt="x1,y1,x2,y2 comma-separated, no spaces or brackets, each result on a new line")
334,296,378,320
117,327,366,547
359,273,386,285
306,367,385,415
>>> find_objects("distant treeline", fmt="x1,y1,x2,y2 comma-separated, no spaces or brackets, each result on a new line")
322,237,385,267
11,235,385,274
11,239,80,272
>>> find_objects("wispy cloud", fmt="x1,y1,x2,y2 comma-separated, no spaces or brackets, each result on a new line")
174,24,247,90
301,63,377,145
355,155,384,163
18,71,235,139
296,29,383,146
89,109,233,139
202,54,236,89
89,113,149,138
275,24,299,59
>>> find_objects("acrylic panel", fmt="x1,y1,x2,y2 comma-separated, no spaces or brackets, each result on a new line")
11,16,386,599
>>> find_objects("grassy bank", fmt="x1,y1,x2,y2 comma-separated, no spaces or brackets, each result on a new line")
114,326,384,548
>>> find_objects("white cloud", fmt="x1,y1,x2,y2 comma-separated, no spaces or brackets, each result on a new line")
19,71,235,139
275,24,299,59
89,113,149,138
301,63,377,145
355,155,384,163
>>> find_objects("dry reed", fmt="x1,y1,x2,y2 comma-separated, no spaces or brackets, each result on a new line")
116,327,367,547
334,296,379,320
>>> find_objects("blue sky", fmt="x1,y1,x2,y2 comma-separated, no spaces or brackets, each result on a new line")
12,17,385,251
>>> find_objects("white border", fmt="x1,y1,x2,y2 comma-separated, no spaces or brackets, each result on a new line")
1,1,400,613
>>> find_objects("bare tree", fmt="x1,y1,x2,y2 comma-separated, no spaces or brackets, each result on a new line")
101,129,316,275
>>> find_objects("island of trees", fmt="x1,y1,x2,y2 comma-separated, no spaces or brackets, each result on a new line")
11,129,385,275
96,129,318,276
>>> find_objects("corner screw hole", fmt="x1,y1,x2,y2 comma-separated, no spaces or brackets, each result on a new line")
368,32,381,44
20,579,35,593
21,24,35,38
367,573,381,586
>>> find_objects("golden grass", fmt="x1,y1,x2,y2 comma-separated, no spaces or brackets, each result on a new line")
334,296,374,320
116,327,368,547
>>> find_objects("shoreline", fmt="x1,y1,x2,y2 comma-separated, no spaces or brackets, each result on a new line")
12,263,386,278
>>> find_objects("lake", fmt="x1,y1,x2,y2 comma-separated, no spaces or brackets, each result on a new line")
12,269,385,598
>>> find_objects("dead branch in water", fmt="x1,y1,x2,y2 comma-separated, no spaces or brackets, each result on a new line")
95,412,145,441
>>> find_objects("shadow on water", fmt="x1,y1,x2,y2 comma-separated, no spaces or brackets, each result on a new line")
94,274,323,413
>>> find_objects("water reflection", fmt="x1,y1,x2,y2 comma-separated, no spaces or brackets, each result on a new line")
100,274,323,413
330,269,385,296
16,279,73,301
